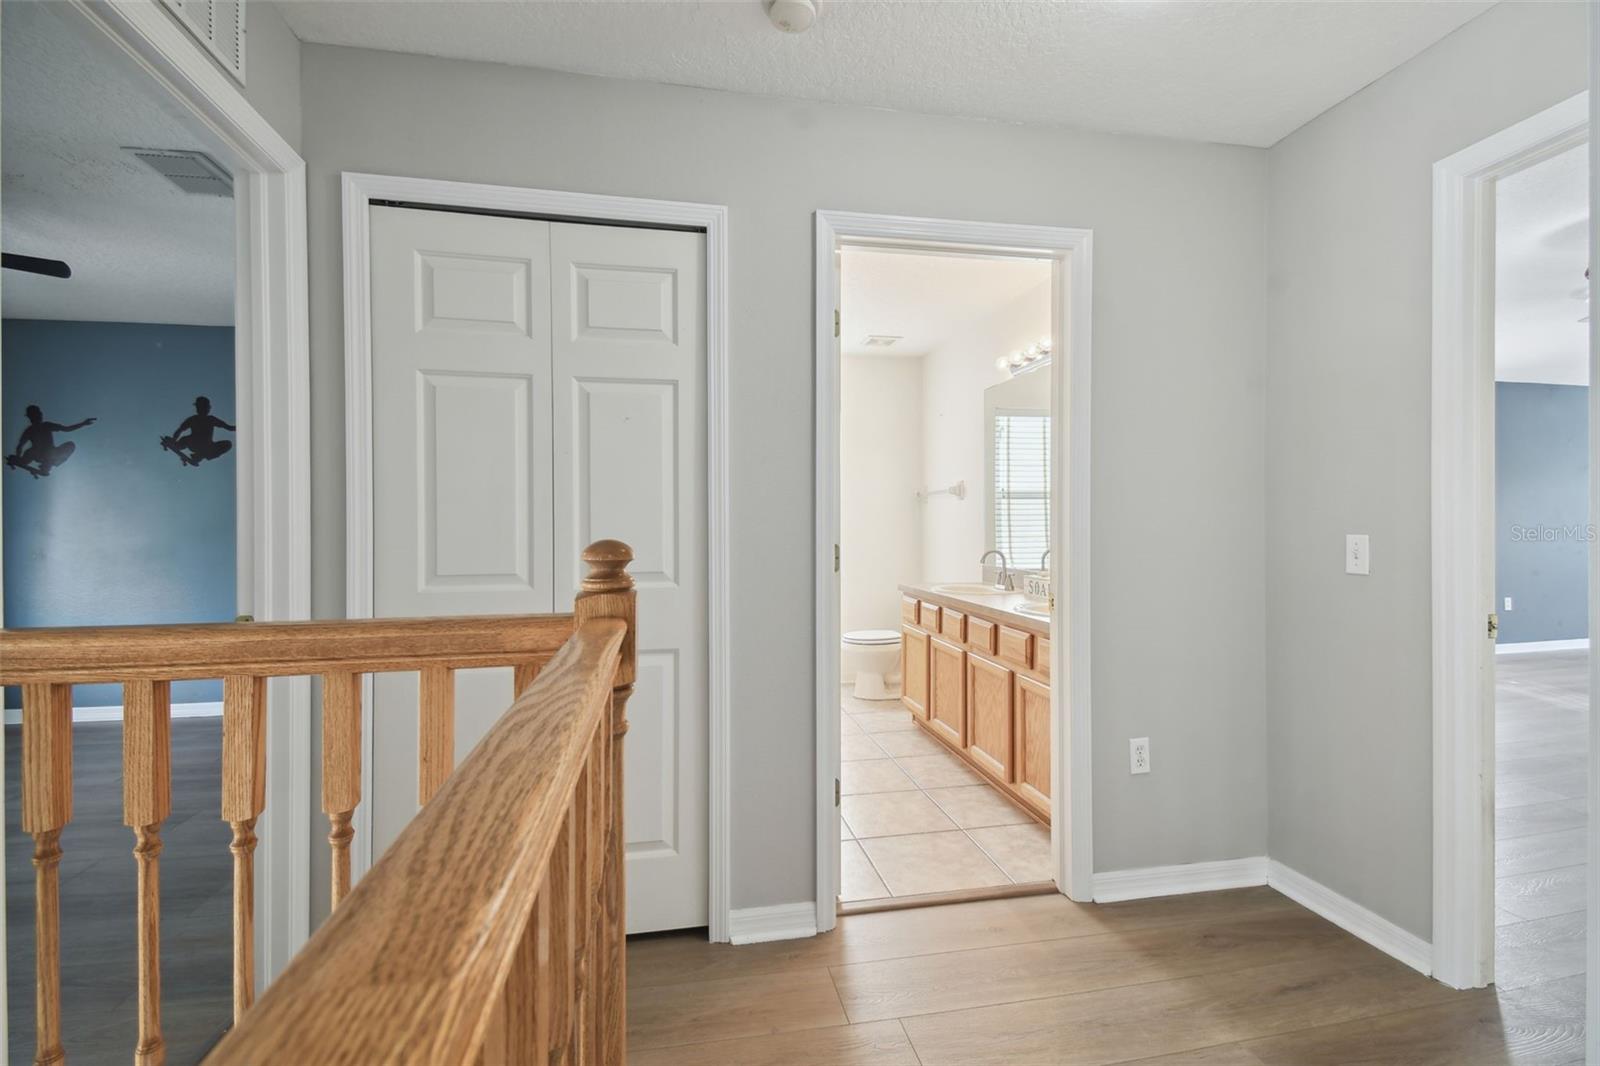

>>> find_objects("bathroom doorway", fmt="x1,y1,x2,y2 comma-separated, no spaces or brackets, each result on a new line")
813,212,1094,932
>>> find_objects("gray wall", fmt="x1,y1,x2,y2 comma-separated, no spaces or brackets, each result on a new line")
1496,382,1590,646
298,44,1271,917
243,1,301,152
1265,0,1588,940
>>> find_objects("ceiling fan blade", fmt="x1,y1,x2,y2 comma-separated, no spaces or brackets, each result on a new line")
2,253,71,279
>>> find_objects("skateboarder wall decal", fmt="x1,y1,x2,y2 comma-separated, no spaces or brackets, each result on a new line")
161,396,235,467
5,405,97,478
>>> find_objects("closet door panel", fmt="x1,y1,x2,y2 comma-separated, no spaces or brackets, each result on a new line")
550,221,709,933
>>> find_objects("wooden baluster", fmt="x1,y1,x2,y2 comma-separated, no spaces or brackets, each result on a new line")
570,759,593,1065
222,675,266,1022
123,681,172,1066
547,810,575,1066
575,540,636,1066
418,665,454,805
23,682,72,1066
513,662,540,697
321,673,361,909
477,888,550,1066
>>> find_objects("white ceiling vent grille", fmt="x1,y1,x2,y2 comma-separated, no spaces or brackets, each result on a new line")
861,334,903,348
127,148,235,198
159,0,246,84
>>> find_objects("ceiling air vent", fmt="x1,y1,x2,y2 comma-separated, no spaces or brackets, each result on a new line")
126,148,234,198
861,334,903,348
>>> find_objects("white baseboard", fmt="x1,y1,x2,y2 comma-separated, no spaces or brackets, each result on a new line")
3,701,224,726
1495,638,1589,655
1092,856,1268,903
1266,859,1432,976
728,902,818,945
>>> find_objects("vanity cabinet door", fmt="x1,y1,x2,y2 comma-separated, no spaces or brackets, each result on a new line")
1013,674,1051,817
965,654,1013,783
901,626,929,720
928,637,967,747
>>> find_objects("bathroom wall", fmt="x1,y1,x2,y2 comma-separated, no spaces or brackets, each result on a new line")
2,319,237,709
1496,381,1590,646
841,353,925,634
921,278,1052,581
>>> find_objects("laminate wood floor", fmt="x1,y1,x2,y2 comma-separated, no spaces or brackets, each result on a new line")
6,719,232,1065
627,888,1584,1064
1497,651,1588,995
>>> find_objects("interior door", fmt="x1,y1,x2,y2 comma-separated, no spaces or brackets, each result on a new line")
550,221,709,933
368,205,555,858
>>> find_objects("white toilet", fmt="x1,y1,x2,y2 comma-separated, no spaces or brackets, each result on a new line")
842,629,901,700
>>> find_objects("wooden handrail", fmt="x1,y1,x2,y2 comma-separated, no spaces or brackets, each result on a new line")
0,612,576,683
1,540,636,1065
205,618,626,1064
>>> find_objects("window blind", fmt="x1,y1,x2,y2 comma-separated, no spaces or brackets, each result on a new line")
993,412,1050,570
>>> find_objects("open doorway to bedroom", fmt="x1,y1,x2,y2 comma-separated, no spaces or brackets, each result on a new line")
1491,141,1590,999
2,3,244,1059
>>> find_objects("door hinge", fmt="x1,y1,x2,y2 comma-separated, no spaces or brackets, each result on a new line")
1488,612,1499,639
834,543,840,573
834,308,841,338
835,777,841,806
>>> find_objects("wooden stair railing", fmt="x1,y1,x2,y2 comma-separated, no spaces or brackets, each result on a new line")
0,540,636,1066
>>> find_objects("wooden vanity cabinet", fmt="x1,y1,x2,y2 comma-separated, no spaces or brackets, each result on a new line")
901,626,929,719
899,591,1050,824
928,636,967,746
965,653,1013,782
1013,674,1051,817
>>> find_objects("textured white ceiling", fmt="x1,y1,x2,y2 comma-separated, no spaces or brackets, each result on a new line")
840,248,1050,360
1,2,235,326
279,0,1493,148
1495,143,1588,387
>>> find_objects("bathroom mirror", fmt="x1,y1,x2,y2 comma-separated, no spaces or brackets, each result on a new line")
984,365,1051,575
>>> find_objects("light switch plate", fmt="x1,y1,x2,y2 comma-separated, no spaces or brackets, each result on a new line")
1345,534,1370,576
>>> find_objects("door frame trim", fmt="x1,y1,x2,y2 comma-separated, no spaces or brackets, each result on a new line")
63,0,313,984
1429,91,1588,990
813,210,1094,934
341,172,733,942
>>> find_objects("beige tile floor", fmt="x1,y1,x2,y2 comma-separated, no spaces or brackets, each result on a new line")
839,690,1051,902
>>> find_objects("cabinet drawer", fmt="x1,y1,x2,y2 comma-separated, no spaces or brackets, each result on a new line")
968,617,998,655
940,608,966,642
1035,636,1051,679
998,625,1033,670
918,601,942,630
902,596,920,625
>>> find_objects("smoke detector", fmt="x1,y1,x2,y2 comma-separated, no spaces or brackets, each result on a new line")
768,0,816,34
861,334,903,348
125,148,234,197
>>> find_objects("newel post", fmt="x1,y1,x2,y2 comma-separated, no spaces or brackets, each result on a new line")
574,540,634,1066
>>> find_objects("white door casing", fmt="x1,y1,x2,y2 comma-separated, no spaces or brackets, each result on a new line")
551,222,710,931
365,204,709,933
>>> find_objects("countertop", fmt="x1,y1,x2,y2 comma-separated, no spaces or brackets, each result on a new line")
899,581,1052,635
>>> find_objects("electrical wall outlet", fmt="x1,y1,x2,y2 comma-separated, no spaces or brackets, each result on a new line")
1129,737,1150,775
1504,596,1514,611
1345,534,1370,575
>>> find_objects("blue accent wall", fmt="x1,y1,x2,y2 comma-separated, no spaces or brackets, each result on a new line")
3,320,236,707
1495,381,1589,646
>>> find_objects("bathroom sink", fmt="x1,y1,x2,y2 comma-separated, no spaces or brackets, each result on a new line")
932,582,1010,596
1013,602,1052,619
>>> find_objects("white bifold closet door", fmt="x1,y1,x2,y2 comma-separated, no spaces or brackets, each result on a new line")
368,204,708,933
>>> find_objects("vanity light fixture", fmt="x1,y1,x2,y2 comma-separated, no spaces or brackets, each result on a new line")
997,337,1054,377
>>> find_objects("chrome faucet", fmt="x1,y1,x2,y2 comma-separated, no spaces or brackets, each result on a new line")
1039,548,1051,572
980,550,1012,591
